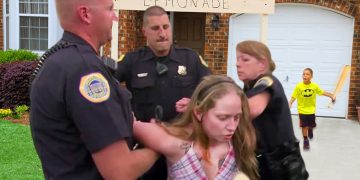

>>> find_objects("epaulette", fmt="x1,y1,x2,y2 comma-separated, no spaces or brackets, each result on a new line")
102,56,122,73
246,76,273,98
31,40,75,79
198,54,208,67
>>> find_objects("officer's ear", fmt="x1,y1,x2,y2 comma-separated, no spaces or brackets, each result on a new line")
77,5,91,24
193,109,203,122
258,58,267,72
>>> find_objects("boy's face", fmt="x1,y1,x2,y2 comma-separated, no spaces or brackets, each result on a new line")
302,70,312,84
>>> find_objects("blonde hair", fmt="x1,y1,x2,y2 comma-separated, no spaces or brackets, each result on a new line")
236,40,276,73
164,75,258,180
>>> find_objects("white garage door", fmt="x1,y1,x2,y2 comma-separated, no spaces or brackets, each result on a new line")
227,4,354,118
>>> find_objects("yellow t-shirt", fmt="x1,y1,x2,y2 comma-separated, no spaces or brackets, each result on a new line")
291,82,324,114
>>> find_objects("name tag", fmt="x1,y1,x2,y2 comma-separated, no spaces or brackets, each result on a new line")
137,73,148,77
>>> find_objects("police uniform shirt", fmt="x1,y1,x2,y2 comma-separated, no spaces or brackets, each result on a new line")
30,31,133,179
115,45,210,122
244,75,297,152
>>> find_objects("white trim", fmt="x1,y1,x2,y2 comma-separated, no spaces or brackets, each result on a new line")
3,0,6,49
48,0,62,47
260,14,269,44
110,10,119,59
8,0,19,49
114,0,275,14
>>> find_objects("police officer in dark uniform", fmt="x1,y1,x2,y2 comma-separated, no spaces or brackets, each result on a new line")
115,6,210,180
116,45,209,123
30,1,158,179
236,40,308,180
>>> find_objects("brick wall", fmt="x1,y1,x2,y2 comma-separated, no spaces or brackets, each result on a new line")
204,13,231,75
102,10,146,58
118,10,139,55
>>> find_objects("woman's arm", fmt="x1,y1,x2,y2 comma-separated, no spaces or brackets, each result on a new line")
133,121,182,158
247,91,271,120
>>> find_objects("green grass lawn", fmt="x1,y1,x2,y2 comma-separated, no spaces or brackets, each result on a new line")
0,120,43,180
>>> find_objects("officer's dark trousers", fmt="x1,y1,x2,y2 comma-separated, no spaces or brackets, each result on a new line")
141,155,167,180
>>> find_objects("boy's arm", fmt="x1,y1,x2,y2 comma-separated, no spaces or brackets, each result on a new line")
322,91,336,102
289,97,296,108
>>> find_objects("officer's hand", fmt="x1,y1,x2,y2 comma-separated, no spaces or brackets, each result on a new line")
332,96,336,103
176,97,191,113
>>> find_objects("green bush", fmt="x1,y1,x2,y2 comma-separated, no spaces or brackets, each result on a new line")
0,105,29,119
0,49,39,64
12,105,29,119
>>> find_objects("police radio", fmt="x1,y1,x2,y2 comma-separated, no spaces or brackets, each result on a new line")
156,61,168,75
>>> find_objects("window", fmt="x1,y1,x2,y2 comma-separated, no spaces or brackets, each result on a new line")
19,0,48,51
3,0,61,52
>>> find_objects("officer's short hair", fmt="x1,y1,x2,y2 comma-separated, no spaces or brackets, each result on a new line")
143,6,168,27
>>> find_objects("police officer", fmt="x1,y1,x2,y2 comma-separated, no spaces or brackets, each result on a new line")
236,40,308,180
115,6,210,180
30,0,158,179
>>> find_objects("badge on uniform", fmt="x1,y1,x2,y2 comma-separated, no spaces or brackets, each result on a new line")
177,65,187,76
79,72,110,103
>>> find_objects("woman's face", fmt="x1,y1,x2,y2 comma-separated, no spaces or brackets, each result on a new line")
197,91,242,144
236,51,264,83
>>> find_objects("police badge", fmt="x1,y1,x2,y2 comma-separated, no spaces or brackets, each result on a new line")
177,65,187,76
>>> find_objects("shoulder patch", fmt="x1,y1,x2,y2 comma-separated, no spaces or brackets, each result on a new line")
199,55,208,67
254,76,273,88
79,73,110,103
118,54,125,62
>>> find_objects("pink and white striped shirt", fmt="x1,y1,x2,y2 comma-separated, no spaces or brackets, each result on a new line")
168,143,238,180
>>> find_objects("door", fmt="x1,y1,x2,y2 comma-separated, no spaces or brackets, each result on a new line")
173,12,205,56
227,5,354,118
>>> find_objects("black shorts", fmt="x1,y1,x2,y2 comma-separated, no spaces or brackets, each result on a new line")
299,114,316,128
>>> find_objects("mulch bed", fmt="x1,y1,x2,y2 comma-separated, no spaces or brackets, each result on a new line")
3,112,30,125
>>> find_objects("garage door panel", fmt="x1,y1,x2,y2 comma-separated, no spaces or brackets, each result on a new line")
228,5,353,117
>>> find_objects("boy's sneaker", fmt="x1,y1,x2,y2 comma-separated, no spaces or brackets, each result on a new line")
308,128,313,139
303,139,310,150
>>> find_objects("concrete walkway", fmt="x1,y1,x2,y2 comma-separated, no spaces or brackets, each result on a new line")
291,116,360,180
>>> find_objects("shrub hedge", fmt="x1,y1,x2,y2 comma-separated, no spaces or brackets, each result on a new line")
0,49,39,109
0,49,38,63
0,61,37,109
